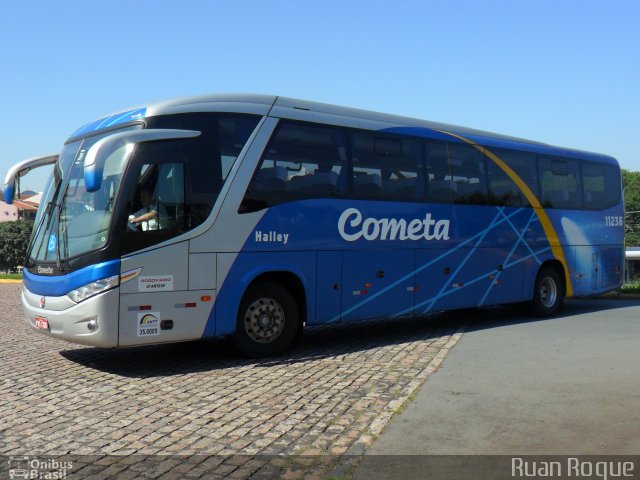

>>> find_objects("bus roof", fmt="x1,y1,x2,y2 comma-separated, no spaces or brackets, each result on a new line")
68,94,618,166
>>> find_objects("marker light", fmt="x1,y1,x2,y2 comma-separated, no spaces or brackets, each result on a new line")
67,274,120,303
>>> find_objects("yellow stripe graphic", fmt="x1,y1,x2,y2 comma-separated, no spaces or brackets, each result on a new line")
439,131,573,297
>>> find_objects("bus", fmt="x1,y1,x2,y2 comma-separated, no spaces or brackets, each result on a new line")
4,94,624,357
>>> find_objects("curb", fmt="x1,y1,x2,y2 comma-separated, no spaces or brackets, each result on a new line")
0,279,22,284
349,320,469,451
326,321,470,478
598,292,640,300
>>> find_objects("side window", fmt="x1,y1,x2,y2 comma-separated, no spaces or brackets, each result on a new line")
447,143,489,205
187,115,260,226
486,148,530,207
496,148,539,201
121,113,260,253
121,153,187,254
218,116,259,180
351,133,423,201
141,113,259,226
425,140,453,203
539,156,582,209
582,161,620,210
128,162,185,233
242,122,347,212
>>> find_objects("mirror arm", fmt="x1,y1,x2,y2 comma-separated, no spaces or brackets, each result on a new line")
3,154,59,204
84,129,201,193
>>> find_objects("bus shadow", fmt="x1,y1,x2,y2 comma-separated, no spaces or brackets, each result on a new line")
59,298,639,378
464,297,640,334
59,315,466,378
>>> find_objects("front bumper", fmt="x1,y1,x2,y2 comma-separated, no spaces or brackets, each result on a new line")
22,286,120,347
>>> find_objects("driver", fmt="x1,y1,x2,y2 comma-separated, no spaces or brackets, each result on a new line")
128,187,166,231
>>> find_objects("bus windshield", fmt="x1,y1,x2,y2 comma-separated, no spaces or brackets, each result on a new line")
28,125,141,264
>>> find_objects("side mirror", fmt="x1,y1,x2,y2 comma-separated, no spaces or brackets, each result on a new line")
84,129,201,193
3,154,59,204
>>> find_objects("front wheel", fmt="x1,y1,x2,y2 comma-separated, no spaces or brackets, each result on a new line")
233,282,299,357
531,265,564,316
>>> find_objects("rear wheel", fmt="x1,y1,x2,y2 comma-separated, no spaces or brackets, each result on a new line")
233,282,299,357
531,265,564,316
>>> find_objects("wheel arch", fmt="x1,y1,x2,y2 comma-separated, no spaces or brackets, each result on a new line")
539,259,567,297
243,270,308,327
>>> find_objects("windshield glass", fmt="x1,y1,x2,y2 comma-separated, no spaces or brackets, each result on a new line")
28,125,140,263
28,113,262,265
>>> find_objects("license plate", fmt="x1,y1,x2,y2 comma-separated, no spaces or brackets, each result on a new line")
34,316,49,330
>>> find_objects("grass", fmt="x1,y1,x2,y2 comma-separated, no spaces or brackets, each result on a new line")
620,281,640,294
0,273,22,280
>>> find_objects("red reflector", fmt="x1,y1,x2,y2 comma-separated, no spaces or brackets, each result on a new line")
139,305,152,311
185,302,197,308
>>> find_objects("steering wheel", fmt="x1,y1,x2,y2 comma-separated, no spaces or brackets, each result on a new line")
127,215,139,232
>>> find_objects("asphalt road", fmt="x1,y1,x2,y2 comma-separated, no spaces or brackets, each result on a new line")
355,299,640,479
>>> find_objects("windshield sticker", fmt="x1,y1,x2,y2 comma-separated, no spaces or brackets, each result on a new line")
47,234,57,252
137,312,159,336
138,275,174,292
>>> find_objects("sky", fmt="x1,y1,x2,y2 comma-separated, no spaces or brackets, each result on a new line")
1,0,638,192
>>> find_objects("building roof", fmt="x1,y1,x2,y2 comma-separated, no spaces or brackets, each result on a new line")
13,199,38,211
20,192,42,206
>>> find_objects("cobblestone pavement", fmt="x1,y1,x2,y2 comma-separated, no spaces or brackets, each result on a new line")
0,284,467,478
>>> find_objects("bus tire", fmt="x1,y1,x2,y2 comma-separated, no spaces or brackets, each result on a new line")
531,265,564,317
233,282,299,357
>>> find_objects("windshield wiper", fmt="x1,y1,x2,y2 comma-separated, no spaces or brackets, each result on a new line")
24,201,53,268
55,201,68,272
25,177,63,269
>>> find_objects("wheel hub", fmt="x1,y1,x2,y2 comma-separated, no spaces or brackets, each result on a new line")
539,277,558,308
258,314,271,328
244,298,285,343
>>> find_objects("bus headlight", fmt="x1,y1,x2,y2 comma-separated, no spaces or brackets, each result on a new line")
67,274,120,303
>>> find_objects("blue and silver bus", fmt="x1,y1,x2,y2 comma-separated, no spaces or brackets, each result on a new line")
4,95,624,356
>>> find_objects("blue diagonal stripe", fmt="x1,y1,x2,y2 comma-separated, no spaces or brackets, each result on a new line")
332,207,526,322
420,208,506,313
478,210,538,306
412,246,551,313
499,208,541,263
389,245,551,317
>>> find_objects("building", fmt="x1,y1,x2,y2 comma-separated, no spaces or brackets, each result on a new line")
0,200,19,223
0,191,40,222
13,195,39,221
626,248,640,283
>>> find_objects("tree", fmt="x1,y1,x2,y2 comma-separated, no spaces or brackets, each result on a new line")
0,221,34,272
623,169,640,210
623,169,640,246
